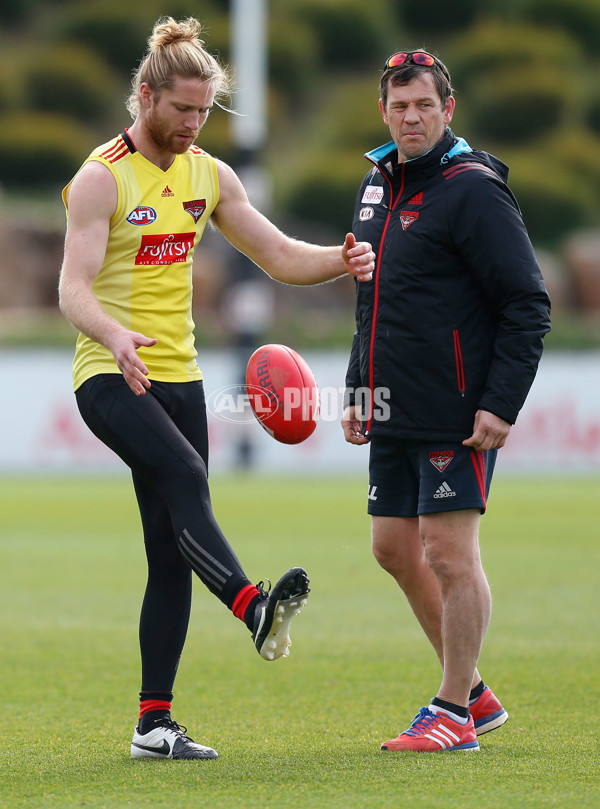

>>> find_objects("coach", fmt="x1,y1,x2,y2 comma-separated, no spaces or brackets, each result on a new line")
342,50,551,753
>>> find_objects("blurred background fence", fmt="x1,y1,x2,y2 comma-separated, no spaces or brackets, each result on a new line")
1,348,600,474
1,0,600,474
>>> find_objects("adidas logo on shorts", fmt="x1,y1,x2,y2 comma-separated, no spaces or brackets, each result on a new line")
433,481,456,499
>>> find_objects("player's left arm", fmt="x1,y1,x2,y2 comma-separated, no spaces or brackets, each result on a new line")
451,174,551,424
211,159,374,284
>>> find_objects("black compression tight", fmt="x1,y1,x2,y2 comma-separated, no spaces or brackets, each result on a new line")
75,374,253,694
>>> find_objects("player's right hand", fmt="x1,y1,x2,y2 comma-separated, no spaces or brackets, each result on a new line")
109,330,158,396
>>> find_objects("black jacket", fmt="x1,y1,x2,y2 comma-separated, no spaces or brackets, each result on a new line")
345,128,551,441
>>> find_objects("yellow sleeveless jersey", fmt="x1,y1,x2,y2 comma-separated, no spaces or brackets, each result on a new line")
63,130,220,390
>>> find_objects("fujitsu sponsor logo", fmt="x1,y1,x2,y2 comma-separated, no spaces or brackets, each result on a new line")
361,185,384,204
135,232,195,265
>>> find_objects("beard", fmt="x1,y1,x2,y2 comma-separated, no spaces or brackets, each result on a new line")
145,108,198,155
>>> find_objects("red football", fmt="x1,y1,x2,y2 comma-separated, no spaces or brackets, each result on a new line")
246,344,319,444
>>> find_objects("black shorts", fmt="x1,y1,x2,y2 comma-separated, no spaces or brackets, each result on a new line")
367,436,497,517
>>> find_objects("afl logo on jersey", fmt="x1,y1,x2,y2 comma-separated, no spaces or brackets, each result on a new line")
127,206,158,225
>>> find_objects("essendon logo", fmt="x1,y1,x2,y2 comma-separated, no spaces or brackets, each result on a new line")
429,451,454,473
400,211,419,230
182,198,207,224
135,232,195,265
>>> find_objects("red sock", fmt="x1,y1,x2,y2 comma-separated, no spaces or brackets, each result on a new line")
139,699,171,719
231,584,261,622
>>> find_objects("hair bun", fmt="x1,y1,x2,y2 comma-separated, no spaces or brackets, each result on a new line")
149,16,205,50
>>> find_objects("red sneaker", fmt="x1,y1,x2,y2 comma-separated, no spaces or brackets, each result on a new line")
470,686,509,735
381,707,479,752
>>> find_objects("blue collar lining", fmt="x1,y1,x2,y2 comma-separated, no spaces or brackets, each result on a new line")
440,137,472,164
365,135,472,167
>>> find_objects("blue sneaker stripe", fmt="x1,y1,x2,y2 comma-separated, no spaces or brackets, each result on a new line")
451,741,480,751
474,708,503,728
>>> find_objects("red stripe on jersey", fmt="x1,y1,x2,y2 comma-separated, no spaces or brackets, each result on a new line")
100,139,124,159
101,138,129,163
107,146,129,163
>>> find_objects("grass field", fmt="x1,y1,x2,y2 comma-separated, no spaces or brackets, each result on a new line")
0,473,598,808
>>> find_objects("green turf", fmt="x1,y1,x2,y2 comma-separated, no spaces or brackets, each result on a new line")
0,474,598,808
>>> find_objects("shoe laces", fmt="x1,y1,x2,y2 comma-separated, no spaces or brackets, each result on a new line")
156,715,193,742
256,579,272,599
404,707,438,737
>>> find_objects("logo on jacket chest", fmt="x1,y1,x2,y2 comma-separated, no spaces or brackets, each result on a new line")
399,211,420,230
361,185,384,204
399,189,423,229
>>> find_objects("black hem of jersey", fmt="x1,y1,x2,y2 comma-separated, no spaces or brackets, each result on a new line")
122,129,137,153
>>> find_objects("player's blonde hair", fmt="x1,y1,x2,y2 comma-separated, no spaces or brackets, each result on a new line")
126,16,232,118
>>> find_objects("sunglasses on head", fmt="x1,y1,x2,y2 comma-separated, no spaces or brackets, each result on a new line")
385,51,439,69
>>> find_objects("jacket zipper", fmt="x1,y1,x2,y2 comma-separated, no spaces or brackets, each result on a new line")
366,162,405,434
453,329,466,396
